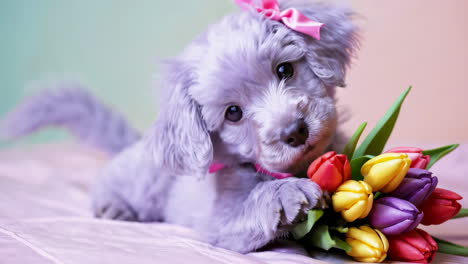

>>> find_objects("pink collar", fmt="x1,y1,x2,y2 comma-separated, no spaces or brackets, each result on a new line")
209,162,293,179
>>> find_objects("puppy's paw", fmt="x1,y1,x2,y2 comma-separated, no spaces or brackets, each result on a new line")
275,178,323,227
92,192,137,221
206,178,323,253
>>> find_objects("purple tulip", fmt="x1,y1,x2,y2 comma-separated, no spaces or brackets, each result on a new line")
390,168,438,207
369,197,423,236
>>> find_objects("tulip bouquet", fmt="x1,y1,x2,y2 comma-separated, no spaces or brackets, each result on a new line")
292,87,468,263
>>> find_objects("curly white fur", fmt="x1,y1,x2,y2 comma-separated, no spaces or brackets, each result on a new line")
2,1,359,253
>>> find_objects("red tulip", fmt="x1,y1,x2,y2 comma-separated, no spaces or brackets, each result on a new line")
385,147,431,169
387,228,438,263
420,188,462,225
307,151,351,192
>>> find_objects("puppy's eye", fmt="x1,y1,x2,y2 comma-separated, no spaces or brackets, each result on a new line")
276,62,294,80
225,105,243,122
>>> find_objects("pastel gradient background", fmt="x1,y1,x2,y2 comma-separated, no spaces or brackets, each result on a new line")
1,0,467,149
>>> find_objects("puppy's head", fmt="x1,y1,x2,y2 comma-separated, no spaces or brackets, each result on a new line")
152,1,359,176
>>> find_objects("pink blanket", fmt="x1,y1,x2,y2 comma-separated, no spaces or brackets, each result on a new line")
1,143,467,263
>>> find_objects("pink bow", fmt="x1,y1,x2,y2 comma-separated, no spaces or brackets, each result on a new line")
235,0,324,40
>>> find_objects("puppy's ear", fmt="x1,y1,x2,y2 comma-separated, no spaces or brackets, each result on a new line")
280,1,360,88
149,60,213,177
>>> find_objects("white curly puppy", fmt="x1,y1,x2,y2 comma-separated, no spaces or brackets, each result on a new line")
2,0,358,253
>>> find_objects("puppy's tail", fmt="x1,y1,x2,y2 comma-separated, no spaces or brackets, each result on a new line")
0,81,140,154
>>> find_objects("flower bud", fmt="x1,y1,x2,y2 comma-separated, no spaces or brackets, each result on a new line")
307,151,351,192
390,168,438,207
346,225,389,263
361,153,412,193
385,147,431,169
369,197,423,236
420,188,462,225
387,228,438,263
332,180,373,222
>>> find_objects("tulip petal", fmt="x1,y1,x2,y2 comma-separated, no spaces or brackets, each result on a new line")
388,229,437,263
346,226,388,262
389,239,426,262
361,153,397,174
375,229,389,252
348,226,384,250
393,178,425,195
311,160,343,192
307,151,336,175
370,204,413,228
385,147,428,170
379,196,418,211
404,229,437,254
347,238,384,260
406,152,423,161
421,188,463,225
380,157,411,193
333,180,373,222
380,219,417,235
335,154,351,182
332,191,367,211
362,193,374,219
337,180,366,192
372,202,411,221
412,157,429,169
390,168,438,206
342,199,368,222
386,147,424,153
407,211,424,232
355,257,383,263
307,161,322,175
331,155,344,169
362,155,410,192
369,197,422,235
409,181,433,206
432,188,463,200
421,204,461,225
307,153,328,177
415,229,438,250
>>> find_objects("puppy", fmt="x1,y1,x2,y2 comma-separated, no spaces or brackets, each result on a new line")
1,1,358,253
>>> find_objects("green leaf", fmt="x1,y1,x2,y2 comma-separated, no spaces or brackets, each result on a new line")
453,208,468,219
330,226,349,234
353,87,412,158
433,236,468,256
292,209,324,239
332,235,352,253
423,144,459,169
307,225,336,251
350,155,375,181
342,122,367,159
306,225,351,252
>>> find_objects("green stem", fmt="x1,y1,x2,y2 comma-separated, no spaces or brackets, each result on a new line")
433,237,468,256
453,208,468,219
374,192,384,200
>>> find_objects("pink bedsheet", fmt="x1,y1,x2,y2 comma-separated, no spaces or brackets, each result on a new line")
1,142,467,263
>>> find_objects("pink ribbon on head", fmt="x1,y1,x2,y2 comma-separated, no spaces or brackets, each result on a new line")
234,0,324,40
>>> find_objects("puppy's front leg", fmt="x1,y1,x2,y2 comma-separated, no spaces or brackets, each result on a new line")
92,141,169,222
208,177,323,253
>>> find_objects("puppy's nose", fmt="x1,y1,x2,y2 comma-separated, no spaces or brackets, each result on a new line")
280,119,309,147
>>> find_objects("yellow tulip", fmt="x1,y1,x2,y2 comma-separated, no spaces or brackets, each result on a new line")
361,153,412,193
332,180,373,222
346,226,389,263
